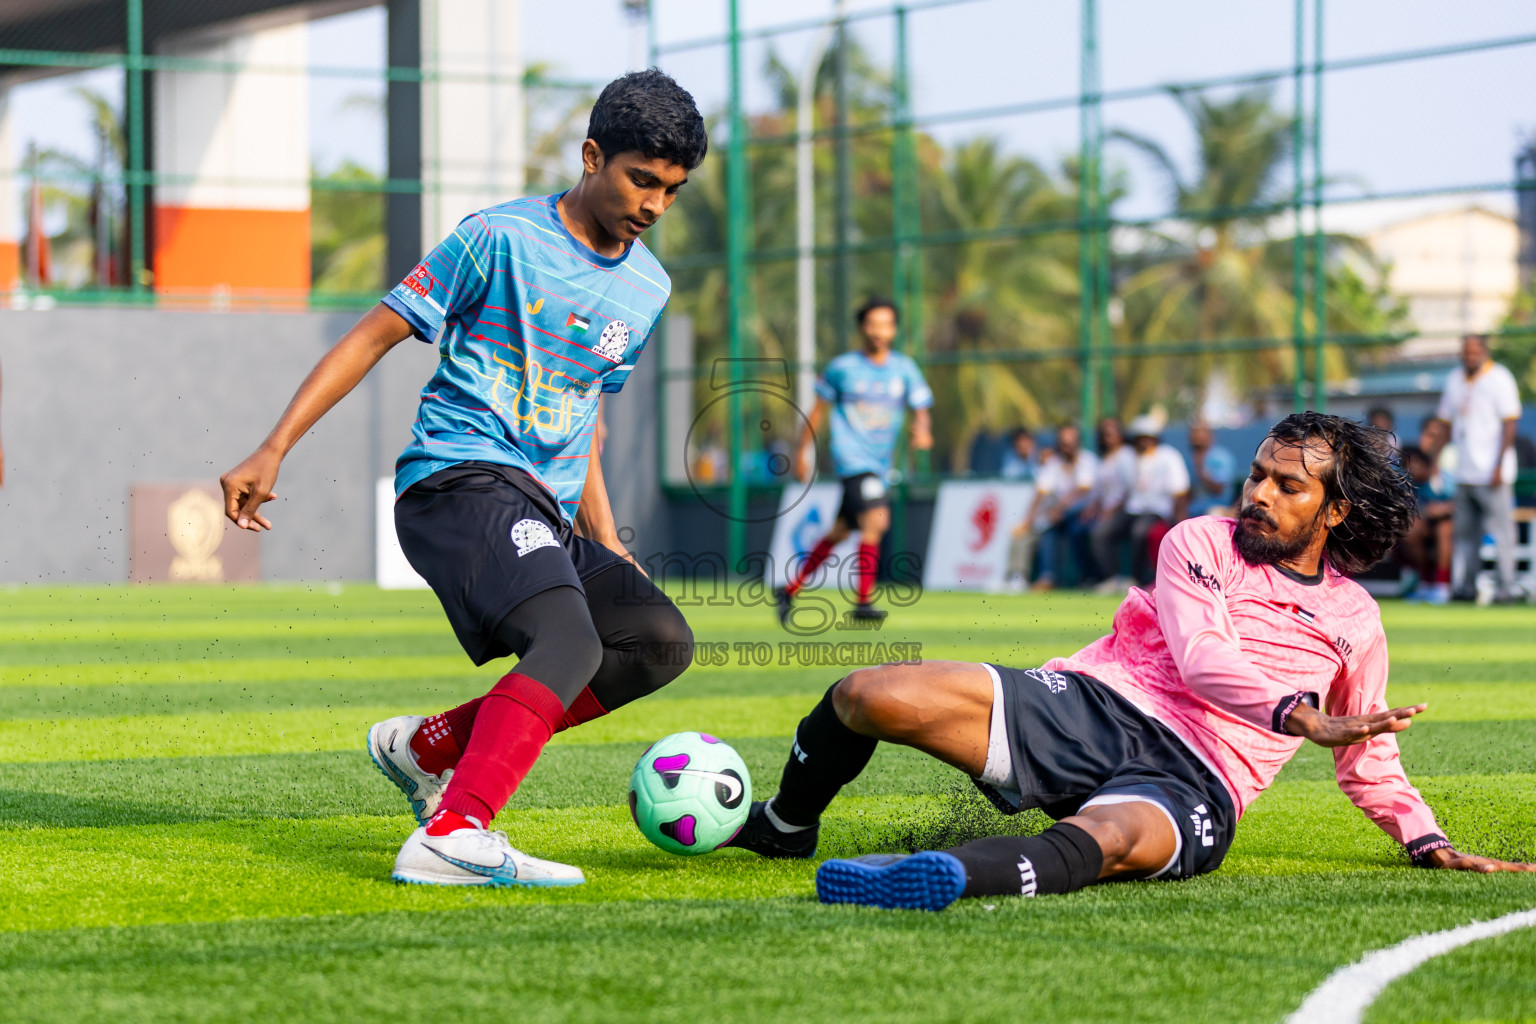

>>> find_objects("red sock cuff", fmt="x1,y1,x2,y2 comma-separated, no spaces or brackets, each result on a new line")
442,696,484,741
555,686,608,733
788,536,837,597
490,672,566,734
857,541,879,603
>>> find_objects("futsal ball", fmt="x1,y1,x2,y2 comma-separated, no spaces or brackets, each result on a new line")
629,731,752,855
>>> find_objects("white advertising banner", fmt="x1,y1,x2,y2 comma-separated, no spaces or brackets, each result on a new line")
376,477,430,590
923,481,1035,591
763,483,862,590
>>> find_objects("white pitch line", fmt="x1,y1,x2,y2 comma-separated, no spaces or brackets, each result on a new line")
1284,907,1536,1024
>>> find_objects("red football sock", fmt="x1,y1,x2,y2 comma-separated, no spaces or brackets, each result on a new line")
856,541,879,604
786,536,836,598
554,686,608,733
408,696,484,776
437,672,565,825
425,808,481,836
1434,566,1451,585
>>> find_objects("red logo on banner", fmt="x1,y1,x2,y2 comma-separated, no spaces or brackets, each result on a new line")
970,495,998,552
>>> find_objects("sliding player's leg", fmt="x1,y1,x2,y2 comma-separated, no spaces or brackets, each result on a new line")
727,661,993,858
816,666,1232,910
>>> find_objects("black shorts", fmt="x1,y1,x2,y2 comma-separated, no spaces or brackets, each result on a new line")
394,462,627,665
976,665,1235,880
836,472,890,526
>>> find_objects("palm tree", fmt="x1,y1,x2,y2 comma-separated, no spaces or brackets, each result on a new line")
920,138,1083,469
1109,87,1404,418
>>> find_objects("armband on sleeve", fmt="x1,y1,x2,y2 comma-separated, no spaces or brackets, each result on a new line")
1271,691,1320,735
1405,833,1452,867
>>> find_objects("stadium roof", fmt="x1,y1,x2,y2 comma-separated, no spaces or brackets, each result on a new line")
0,0,372,74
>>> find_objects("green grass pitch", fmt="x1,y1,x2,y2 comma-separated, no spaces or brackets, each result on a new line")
2,585,1534,1023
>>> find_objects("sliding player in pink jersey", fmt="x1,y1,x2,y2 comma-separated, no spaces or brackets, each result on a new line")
220,72,705,887
726,412,1534,908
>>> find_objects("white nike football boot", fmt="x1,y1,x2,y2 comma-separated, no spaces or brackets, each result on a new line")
392,825,586,887
366,715,449,826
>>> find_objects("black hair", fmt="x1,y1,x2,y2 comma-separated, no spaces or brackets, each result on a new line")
1262,412,1417,576
1366,406,1394,427
856,296,900,325
586,69,707,170
1010,426,1033,443
1399,443,1431,465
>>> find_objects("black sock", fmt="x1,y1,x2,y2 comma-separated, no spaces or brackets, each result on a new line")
946,823,1104,898
768,683,878,827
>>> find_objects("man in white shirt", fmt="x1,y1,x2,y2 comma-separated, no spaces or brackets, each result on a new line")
1005,423,1098,589
1436,334,1524,603
1091,415,1190,588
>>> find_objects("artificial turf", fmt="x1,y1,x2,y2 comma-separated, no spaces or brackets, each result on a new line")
2,586,1533,1022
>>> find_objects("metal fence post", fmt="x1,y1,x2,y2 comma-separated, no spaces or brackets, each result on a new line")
125,0,147,294
1292,0,1308,411
726,0,748,572
1310,0,1327,411
1077,0,1101,436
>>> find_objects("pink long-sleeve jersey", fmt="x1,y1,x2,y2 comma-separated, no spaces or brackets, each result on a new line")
1046,516,1447,859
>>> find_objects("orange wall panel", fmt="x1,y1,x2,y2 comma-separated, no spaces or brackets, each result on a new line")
153,207,310,293
0,241,18,290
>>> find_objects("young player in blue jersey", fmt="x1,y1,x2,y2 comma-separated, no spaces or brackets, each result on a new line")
219,71,706,888
776,298,933,625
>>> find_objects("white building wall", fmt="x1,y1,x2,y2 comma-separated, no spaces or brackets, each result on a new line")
154,20,310,212
420,0,524,251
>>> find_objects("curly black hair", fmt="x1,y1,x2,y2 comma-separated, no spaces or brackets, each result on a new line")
856,296,900,325
587,69,708,170
1263,412,1418,576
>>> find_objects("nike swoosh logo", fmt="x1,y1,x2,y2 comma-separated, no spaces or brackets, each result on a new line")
525,298,544,315
387,728,399,754
667,768,744,803
425,845,514,879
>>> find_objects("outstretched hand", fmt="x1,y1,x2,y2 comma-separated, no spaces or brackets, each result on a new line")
1423,847,1536,873
220,447,282,531
1285,702,1426,747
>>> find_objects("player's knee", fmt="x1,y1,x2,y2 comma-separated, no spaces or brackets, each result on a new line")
632,604,695,693
832,666,906,738
559,619,606,685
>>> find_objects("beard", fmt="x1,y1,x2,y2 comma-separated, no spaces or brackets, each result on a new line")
1233,505,1316,566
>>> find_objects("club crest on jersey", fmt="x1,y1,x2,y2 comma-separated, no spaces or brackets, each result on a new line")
510,519,559,557
404,263,437,299
1024,668,1069,694
594,320,629,363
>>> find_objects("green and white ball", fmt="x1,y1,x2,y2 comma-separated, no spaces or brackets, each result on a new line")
629,731,752,855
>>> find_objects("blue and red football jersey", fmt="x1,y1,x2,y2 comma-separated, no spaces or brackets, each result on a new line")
383,193,669,521
815,350,933,479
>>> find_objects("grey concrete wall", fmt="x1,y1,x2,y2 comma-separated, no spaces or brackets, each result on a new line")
0,306,439,582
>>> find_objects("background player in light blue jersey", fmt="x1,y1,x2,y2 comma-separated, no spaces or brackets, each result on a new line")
220,71,706,889
777,298,933,625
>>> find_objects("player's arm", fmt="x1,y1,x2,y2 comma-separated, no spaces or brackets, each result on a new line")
1154,519,1332,729
574,430,646,575
906,360,934,452
220,304,414,531
795,397,829,483
1323,630,1533,873
910,406,933,450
